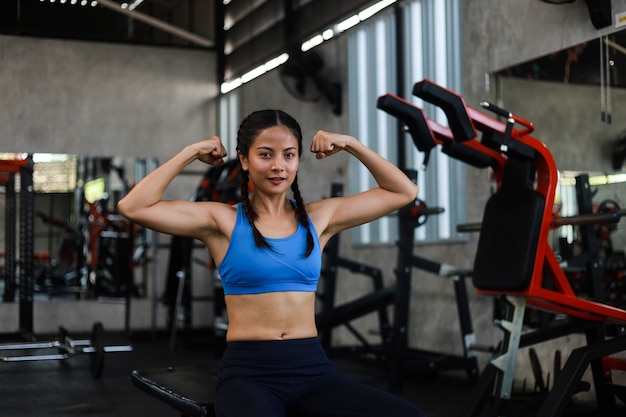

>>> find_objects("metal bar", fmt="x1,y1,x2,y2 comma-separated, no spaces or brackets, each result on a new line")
96,0,214,48
2,354,68,362
0,341,60,351
105,345,133,353
19,156,35,336
3,173,17,302
82,346,134,353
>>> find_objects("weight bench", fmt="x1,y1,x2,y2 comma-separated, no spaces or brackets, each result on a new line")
131,365,309,417
132,366,217,417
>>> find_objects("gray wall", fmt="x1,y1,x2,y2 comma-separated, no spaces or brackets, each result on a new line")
1,35,217,157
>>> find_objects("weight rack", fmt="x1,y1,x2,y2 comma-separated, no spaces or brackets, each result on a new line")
0,321,132,379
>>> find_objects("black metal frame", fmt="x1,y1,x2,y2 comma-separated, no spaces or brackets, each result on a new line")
316,180,479,392
1,156,35,337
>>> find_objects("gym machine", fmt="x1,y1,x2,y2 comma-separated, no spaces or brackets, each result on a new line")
161,159,241,352
316,183,392,358
315,182,480,391
377,79,626,416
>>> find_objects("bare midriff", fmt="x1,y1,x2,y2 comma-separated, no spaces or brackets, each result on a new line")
224,291,318,341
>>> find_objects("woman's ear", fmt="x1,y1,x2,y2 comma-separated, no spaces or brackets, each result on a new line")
238,150,248,171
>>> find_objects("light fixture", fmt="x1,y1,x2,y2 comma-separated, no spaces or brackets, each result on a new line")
221,0,397,94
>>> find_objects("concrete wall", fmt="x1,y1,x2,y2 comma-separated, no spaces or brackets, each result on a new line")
0,35,217,157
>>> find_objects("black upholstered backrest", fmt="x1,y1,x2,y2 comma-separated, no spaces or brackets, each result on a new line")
472,156,545,291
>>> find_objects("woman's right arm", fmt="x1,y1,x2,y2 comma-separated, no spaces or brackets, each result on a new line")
117,136,228,239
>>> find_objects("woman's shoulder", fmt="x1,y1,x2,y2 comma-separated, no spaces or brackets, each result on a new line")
305,198,339,231
196,200,239,232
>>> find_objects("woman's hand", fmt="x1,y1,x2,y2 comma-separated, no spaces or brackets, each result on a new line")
310,130,355,159
194,136,228,166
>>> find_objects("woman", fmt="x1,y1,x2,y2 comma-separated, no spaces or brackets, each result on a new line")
118,109,425,417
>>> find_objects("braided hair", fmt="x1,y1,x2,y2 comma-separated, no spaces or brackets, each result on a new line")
237,109,315,257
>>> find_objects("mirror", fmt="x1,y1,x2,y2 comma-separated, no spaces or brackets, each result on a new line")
492,30,626,173
0,153,158,304
552,171,626,301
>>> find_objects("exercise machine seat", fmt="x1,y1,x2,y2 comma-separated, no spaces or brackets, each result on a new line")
472,157,545,291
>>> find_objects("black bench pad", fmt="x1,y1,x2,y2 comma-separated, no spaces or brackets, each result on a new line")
132,366,217,417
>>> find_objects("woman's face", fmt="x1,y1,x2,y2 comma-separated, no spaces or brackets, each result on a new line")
239,126,300,196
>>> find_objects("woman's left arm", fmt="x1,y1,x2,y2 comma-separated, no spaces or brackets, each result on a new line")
309,130,418,239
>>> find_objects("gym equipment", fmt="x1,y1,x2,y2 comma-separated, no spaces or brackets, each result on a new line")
558,175,626,306
132,365,309,417
316,183,393,358
1,156,35,336
388,171,479,390
132,366,218,417
35,211,87,297
377,79,626,416
316,181,480,391
162,159,241,351
0,321,132,379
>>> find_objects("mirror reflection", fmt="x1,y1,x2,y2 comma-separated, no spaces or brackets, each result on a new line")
0,153,157,303
554,171,626,303
492,30,626,173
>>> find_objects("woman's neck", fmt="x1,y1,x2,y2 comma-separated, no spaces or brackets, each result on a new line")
250,195,292,217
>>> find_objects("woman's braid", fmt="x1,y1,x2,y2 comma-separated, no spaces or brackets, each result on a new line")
291,175,314,257
239,169,272,251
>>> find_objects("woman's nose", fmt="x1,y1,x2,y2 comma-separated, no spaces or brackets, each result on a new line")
271,158,285,171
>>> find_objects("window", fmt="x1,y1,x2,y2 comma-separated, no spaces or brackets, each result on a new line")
218,90,241,158
348,0,465,244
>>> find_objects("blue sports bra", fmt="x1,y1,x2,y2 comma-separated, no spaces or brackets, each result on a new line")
217,202,321,295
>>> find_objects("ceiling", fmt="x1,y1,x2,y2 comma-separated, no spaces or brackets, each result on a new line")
0,0,379,82
0,0,216,48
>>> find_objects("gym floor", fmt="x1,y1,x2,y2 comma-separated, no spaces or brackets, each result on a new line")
0,329,622,417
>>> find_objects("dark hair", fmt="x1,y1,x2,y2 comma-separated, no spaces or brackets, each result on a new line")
237,109,314,257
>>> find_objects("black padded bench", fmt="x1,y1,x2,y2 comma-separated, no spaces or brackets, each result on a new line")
132,366,218,417
132,365,308,417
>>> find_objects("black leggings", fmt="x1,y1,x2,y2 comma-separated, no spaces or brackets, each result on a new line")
214,337,427,417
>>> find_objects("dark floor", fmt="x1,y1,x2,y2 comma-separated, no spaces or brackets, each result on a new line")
0,328,623,417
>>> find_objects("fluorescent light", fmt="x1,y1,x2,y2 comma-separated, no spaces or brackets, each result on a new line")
33,153,72,163
263,53,289,71
337,15,360,32
221,0,396,94
302,34,324,52
241,65,267,83
322,29,334,40
359,0,396,21
589,173,626,185
221,53,289,93
221,78,242,94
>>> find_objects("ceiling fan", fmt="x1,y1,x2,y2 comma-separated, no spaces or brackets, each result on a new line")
279,49,342,116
